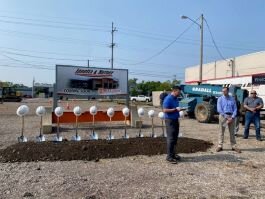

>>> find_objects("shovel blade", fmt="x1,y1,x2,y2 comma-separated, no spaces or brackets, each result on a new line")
53,136,63,142
123,134,129,139
72,135,81,141
90,133,98,140
36,135,46,142
18,136,27,143
139,133,144,138
106,135,114,140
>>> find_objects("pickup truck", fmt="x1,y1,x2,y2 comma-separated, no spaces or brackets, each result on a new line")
130,95,152,102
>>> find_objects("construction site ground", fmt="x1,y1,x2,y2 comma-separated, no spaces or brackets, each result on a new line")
0,98,265,199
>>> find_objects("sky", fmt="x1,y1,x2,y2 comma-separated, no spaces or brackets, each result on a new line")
0,0,264,86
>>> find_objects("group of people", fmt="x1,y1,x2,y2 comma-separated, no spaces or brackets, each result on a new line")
160,86,264,164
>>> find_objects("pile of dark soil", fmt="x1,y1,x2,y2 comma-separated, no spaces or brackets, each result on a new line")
0,137,213,162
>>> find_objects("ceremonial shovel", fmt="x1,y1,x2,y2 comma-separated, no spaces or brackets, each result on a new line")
90,106,98,140
16,105,29,142
72,106,82,141
36,106,46,142
53,107,63,142
122,107,130,139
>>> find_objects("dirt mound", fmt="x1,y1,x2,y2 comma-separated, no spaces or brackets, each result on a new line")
0,137,213,162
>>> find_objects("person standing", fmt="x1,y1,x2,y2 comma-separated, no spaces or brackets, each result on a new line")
163,86,182,164
243,90,264,141
216,87,241,153
159,90,168,110
234,94,241,136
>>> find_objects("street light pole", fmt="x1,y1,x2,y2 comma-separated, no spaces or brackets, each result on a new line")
181,14,204,84
199,14,204,84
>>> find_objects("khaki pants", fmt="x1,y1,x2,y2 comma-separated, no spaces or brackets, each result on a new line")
218,115,236,148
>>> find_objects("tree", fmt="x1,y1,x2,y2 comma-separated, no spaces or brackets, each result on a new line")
171,79,181,87
127,78,181,96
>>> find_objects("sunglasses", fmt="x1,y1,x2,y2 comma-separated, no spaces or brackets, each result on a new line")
251,93,257,94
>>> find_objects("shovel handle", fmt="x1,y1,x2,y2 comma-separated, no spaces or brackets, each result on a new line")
75,116,78,137
21,116,24,137
124,116,127,138
57,117,60,139
151,118,154,137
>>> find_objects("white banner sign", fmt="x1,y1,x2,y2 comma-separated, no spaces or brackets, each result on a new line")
56,65,128,96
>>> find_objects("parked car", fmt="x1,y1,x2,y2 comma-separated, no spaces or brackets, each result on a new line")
130,95,152,102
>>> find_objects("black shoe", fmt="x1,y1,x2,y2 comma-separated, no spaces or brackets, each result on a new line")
257,138,262,141
243,137,248,139
234,133,238,137
166,158,178,164
174,155,181,161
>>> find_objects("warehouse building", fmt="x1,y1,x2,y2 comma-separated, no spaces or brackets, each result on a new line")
185,51,265,84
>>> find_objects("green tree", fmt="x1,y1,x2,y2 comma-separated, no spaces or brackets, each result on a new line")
127,78,181,96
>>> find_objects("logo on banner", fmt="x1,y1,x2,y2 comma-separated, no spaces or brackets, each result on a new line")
252,74,265,85
75,68,114,77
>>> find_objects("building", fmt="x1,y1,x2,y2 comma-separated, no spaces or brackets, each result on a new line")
185,51,265,109
33,83,54,98
185,51,265,84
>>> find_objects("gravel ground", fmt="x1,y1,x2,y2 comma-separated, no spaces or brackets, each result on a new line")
0,99,265,199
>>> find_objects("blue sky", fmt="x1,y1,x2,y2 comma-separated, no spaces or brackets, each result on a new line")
0,0,264,86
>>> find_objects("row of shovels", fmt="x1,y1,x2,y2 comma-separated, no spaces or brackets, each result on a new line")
16,105,170,143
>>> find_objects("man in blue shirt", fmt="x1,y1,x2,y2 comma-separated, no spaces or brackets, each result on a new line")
163,86,182,164
217,87,241,153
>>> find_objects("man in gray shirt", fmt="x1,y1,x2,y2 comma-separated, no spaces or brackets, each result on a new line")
243,90,264,141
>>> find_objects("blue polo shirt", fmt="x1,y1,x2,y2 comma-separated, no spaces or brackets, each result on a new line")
217,95,237,118
163,94,179,120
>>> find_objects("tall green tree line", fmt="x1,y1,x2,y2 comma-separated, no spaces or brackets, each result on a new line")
129,78,181,96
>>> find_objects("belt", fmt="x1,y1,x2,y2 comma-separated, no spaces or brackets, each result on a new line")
225,112,232,115
165,118,178,121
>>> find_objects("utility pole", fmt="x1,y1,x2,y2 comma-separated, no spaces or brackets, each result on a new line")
32,77,35,98
230,59,235,77
181,14,204,84
214,61,217,79
199,14,204,85
87,60,90,67
110,22,117,69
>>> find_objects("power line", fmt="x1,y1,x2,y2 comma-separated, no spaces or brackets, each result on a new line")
1,53,53,68
0,19,109,32
0,15,110,29
119,26,265,48
0,12,264,50
0,10,111,27
118,31,263,53
115,60,179,68
122,20,198,65
0,50,92,62
2,53,177,78
0,28,108,47
0,63,175,79
204,19,229,62
0,27,261,57
0,46,109,60
0,64,54,70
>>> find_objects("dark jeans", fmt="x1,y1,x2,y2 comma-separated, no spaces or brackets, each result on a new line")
165,119,179,159
243,111,261,140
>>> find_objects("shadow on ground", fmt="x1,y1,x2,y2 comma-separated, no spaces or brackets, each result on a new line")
182,153,246,163
241,148,265,152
